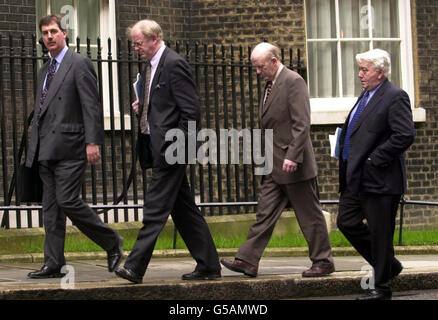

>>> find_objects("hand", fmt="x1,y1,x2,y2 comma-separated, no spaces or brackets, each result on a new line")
282,159,298,173
132,100,139,115
86,144,101,165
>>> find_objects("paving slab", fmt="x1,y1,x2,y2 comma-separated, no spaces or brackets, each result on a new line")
1,255,438,300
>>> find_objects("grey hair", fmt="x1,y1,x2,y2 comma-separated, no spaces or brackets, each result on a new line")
356,48,391,77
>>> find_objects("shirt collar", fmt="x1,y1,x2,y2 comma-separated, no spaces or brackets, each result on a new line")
271,63,284,86
150,42,166,69
50,45,68,66
366,80,385,98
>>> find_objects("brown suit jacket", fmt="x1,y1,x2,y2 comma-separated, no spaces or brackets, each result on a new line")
260,66,317,185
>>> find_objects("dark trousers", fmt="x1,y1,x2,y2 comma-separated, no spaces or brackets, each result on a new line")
337,189,401,293
39,159,119,269
124,164,220,276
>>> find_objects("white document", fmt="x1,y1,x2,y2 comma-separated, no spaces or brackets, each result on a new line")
329,127,342,159
133,73,141,101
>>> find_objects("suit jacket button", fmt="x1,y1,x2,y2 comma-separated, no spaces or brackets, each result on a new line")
52,130,55,133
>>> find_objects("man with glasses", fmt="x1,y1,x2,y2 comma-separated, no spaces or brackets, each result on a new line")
115,19,221,284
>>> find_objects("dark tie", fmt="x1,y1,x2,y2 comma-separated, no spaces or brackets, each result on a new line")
140,61,152,134
37,58,57,126
264,80,273,104
342,91,370,161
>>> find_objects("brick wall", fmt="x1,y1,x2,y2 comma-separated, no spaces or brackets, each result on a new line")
186,0,438,229
116,0,191,47
403,0,438,229
0,0,437,229
0,0,36,37
189,0,306,57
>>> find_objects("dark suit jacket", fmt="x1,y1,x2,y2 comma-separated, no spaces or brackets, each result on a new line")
137,46,200,169
260,66,318,184
339,79,415,195
26,48,103,167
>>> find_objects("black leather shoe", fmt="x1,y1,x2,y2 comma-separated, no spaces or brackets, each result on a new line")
391,260,403,280
107,236,123,272
356,289,392,300
27,265,65,279
181,270,221,280
115,266,143,284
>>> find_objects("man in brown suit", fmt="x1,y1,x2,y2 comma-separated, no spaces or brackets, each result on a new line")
221,42,334,277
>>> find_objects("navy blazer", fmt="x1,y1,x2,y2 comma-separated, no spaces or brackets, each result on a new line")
339,80,415,195
137,46,201,169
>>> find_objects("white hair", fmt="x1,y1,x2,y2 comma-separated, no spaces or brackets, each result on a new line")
356,48,391,77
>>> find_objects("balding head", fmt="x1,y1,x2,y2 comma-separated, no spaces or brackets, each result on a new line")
251,42,281,81
251,42,281,62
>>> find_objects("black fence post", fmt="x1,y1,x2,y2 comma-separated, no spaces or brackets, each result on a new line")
398,195,406,246
0,35,318,229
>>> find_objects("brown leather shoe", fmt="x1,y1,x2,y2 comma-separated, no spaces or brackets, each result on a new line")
220,258,258,277
302,262,335,277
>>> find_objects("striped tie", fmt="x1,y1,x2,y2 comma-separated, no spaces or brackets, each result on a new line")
140,61,152,134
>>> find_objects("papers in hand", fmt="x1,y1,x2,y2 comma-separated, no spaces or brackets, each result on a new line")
133,73,142,101
329,127,342,159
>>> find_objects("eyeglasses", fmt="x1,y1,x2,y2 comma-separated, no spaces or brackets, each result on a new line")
132,41,144,48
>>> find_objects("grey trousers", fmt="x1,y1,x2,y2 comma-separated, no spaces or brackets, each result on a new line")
39,159,119,269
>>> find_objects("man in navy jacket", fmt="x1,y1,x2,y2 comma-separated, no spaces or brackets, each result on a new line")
337,49,415,300
115,19,221,284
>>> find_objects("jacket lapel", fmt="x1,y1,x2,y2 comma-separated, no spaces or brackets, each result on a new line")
39,48,73,117
34,63,48,111
350,80,388,136
149,46,169,100
260,67,287,118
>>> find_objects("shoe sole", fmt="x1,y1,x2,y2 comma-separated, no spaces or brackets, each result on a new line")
221,261,257,277
302,271,334,277
182,274,221,281
302,265,335,277
28,273,66,279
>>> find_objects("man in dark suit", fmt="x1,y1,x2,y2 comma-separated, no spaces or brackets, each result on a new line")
26,15,123,279
337,49,415,300
115,19,221,284
221,42,334,278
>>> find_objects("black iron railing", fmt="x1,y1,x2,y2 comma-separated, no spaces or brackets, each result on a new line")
0,34,306,228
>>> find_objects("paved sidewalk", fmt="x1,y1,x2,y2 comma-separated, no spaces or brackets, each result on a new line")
1,253,438,299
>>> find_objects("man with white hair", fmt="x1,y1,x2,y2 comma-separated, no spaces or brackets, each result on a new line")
337,49,415,300
221,42,335,278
